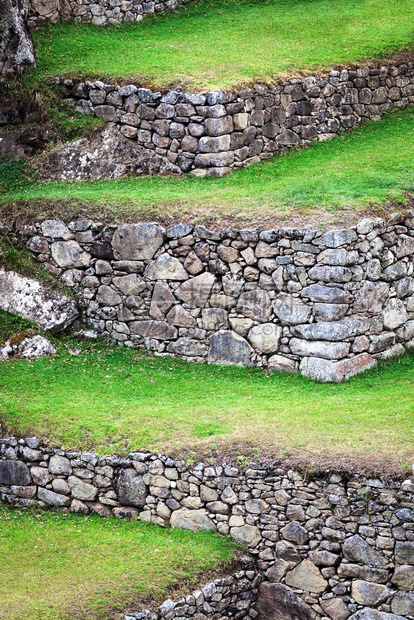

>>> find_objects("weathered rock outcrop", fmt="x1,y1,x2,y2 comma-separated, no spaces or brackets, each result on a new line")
0,0,35,76
0,334,56,361
0,268,79,332
39,128,181,181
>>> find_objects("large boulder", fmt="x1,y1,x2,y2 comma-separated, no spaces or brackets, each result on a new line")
0,268,79,332
353,281,389,313
68,476,98,502
96,285,122,306
290,338,350,360
237,289,271,322
0,460,31,485
285,559,328,593
351,580,389,606
383,298,407,330
273,293,311,325
112,274,146,296
230,524,262,547
150,282,175,319
144,254,188,280
130,320,177,340
39,128,180,182
268,354,298,374
113,468,148,508
38,488,70,507
40,220,72,240
1,335,56,361
176,273,216,307
292,317,370,341
391,592,414,616
51,240,91,269
256,583,317,620
280,520,309,545
301,284,351,304
248,323,282,353
0,0,36,77
348,610,404,620
343,535,387,567
300,354,377,383
112,223,165,261
308,265,352,283
318,229,357,248
49,454,72,476
208,330,254,366
167,307,197,328
321,598,350,620
395,541,414,565
200,308,229,331
391,564,414,589
170,508,215,532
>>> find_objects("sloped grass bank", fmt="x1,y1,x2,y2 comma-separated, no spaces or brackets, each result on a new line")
1,338,413,466
2,108,414,226
0,505,235,620
30,0,414,90
0,310,39,345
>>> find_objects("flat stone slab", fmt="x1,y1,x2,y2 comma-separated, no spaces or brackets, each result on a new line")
257,583,318,620
0,335,56,361
0,268,79,332
170,508,216,532
300,353,377,383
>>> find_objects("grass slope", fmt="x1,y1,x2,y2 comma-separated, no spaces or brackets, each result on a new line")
31,0,414,90
0,311,40,345
1,340,413,466
0,505,235,620
2,108,414,225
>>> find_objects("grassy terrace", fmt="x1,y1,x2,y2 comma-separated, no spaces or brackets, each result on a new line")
0,505,235,620
31,0,414,90
0,331,413,468
2,108,414,226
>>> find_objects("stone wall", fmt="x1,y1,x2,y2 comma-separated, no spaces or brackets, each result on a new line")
124,564,260,620
2,435,414,620
57,58,414,178
6,211,414,382
28,0,192,28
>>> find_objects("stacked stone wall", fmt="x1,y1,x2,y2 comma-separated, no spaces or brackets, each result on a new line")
2,436,414,620
5,210,414,382
28,0,192,28
56,58,414,178
124,564,261,620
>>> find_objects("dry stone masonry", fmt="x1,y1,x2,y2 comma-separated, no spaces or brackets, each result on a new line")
54,58,414,179
28,0,192,28
6,210,414,382
2,435,414,620
124,563,260,620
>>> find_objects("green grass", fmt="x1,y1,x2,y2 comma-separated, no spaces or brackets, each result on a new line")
1,338,413,466
30,0,414,90
2,108,414,224
0,505,235,620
